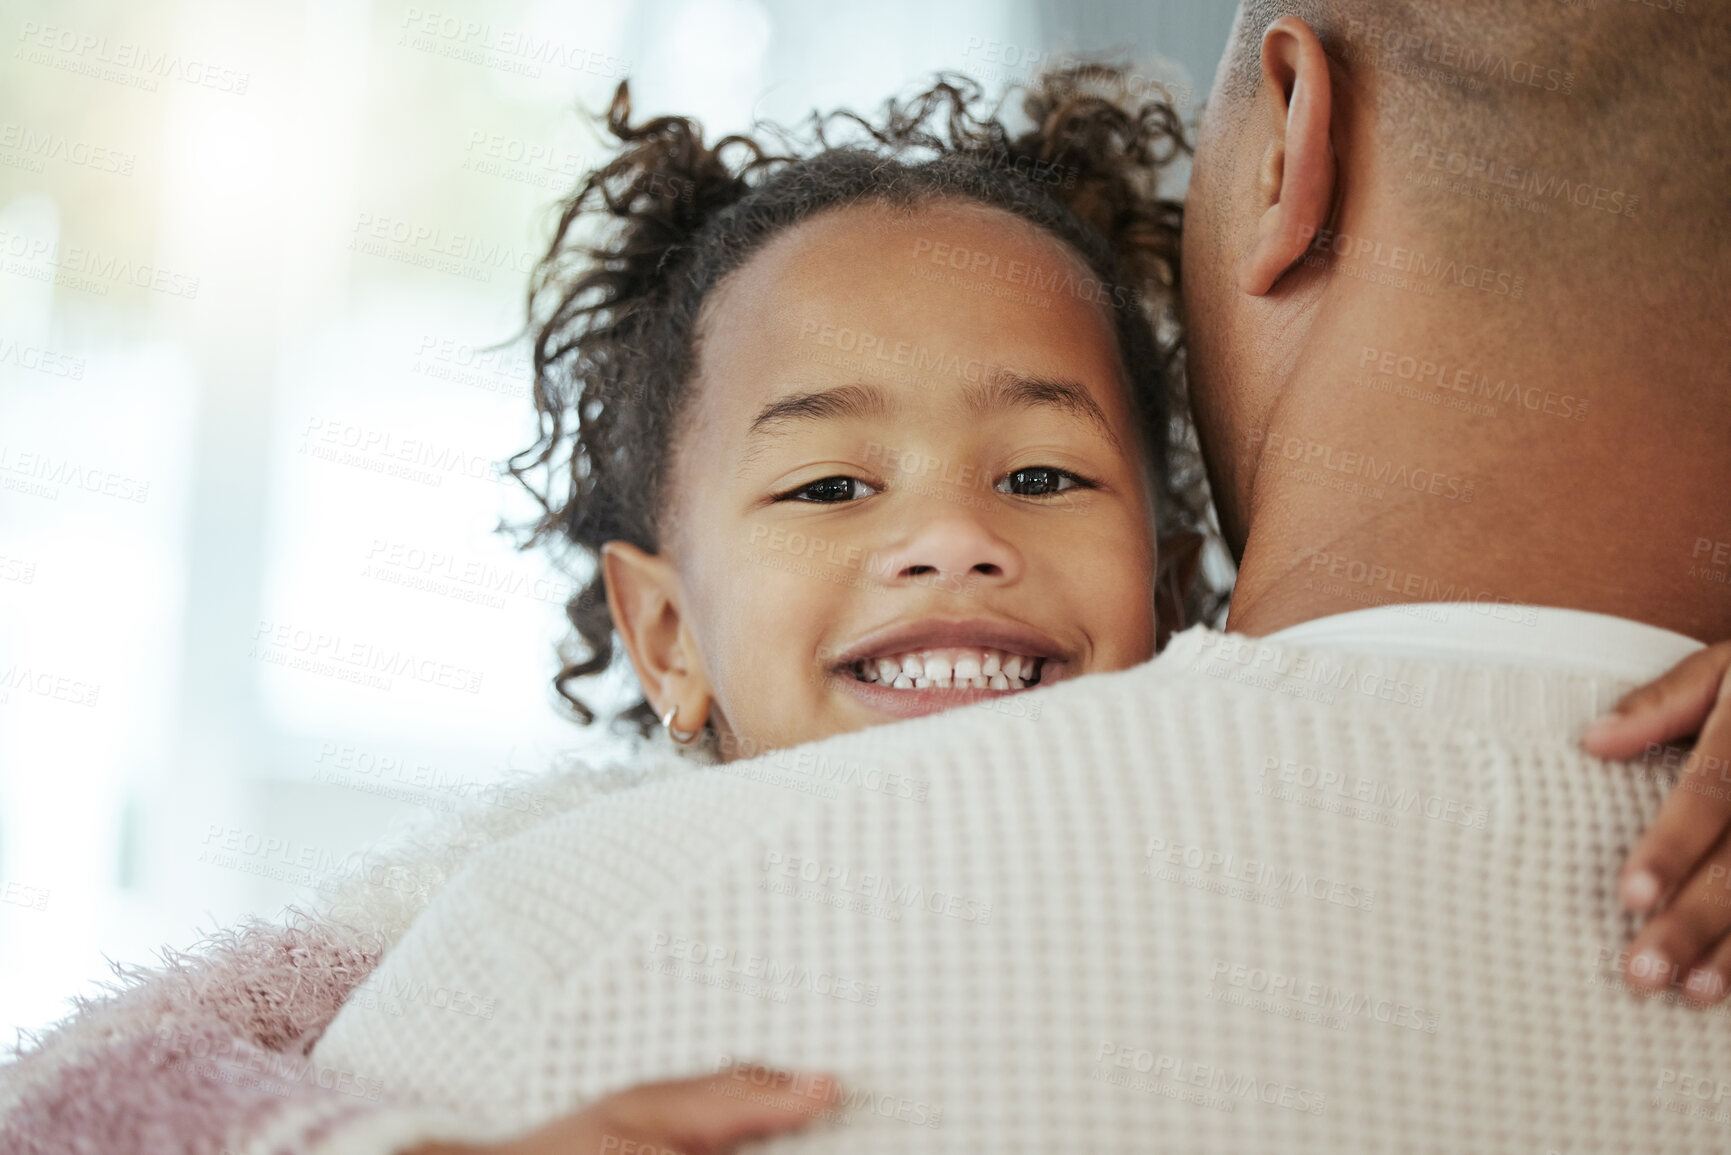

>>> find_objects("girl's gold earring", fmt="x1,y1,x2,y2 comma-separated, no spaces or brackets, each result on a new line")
660,705,701,745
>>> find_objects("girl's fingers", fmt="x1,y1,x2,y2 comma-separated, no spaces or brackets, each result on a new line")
1583,643,1731,760
1583,643,1731,912
1623,829,1731,1001
1617,752,1731,915
597,1066,838,1154
1679,931,1731,1007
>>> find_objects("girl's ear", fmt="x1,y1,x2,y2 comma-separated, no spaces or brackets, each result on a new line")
600,540,713,730
1153,531,1208,651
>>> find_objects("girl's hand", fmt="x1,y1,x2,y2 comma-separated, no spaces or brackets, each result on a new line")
1583,642,1731,1003
413,1065,838,1155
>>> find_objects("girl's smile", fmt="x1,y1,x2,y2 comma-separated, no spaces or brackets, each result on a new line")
826,616,1075,720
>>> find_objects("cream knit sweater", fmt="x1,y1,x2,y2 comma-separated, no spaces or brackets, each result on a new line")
308,625,1731,1153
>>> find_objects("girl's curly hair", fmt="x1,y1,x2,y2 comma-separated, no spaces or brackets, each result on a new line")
508,64,1218,735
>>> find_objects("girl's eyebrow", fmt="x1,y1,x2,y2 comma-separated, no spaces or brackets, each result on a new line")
747,382,897,437
963,371,1121,452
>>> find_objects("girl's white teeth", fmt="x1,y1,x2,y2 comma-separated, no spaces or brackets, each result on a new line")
851,647,1042,691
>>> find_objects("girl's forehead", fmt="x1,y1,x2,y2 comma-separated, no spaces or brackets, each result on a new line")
691,200,1130,425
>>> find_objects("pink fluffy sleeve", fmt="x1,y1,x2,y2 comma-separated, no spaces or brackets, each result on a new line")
0,917,451,1155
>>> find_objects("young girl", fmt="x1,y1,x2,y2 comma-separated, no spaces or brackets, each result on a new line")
506,63,1217,763
0,64,1217,1155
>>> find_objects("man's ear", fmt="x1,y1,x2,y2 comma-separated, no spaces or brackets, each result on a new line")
600,540,712,728
1236,15,1338,296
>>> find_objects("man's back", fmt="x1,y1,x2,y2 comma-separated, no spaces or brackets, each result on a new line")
314,625,1731,1152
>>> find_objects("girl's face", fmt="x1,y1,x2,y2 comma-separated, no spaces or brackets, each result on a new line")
603,200,1159,759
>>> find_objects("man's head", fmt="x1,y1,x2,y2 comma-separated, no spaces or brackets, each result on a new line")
1182,0,1731,554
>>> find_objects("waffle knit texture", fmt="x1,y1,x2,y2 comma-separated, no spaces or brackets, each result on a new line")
310,625,1731,1153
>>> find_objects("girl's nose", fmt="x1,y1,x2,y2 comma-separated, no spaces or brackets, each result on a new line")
878,507,1024,587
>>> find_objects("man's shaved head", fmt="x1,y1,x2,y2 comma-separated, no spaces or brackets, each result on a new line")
1216,0,1729,263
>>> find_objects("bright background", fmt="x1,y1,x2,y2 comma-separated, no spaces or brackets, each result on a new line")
0,0,1235,1042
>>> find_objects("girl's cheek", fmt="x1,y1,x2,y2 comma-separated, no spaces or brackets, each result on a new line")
718,577,835,752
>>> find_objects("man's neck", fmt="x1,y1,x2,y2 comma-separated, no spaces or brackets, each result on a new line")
1223,272,1731,643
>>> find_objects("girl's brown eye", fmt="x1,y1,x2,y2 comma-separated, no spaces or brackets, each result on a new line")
998,467,1089,497
781,476,878,503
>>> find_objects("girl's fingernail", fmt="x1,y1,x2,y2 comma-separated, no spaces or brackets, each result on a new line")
1630,948,1672,985
1621,869,1661,911
1583,715,1624,745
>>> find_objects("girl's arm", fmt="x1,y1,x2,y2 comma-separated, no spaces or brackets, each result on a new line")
413,1067,835,1155
1583,641,1731,1001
